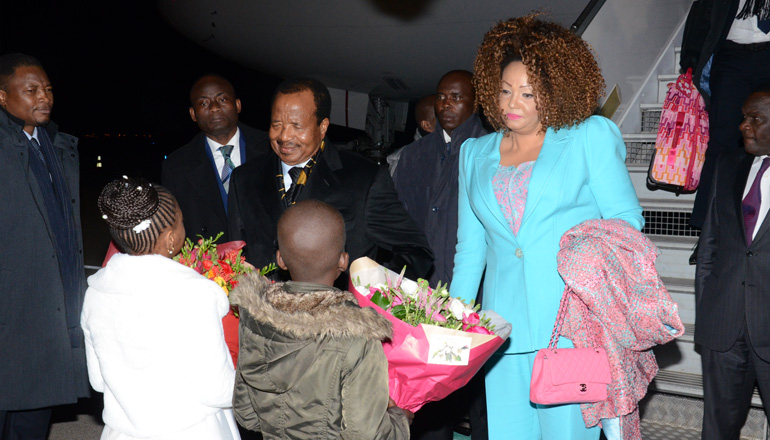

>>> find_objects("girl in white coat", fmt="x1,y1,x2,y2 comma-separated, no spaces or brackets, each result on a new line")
81,177,239,440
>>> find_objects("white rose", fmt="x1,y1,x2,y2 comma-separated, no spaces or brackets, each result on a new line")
448,297,472,320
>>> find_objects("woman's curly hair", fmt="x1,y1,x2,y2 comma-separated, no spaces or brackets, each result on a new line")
98,176,178,255
473,14,605,132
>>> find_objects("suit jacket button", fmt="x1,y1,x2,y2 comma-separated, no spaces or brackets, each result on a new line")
515,248,523,258
747,251,754,257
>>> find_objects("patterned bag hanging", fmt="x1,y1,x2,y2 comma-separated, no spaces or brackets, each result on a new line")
647,68,709,194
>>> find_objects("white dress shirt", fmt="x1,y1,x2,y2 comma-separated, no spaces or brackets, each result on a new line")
206,128,242,179
727,0,770,44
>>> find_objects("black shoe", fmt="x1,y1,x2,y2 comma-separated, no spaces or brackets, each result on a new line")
689,242,698,265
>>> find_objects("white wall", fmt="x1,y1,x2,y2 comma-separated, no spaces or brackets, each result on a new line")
582,0,693,130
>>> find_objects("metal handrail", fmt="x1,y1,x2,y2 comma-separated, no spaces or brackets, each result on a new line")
570,0,607,35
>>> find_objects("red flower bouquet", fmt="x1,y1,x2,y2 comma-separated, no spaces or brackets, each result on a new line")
175,233,275,365
349,257,511,412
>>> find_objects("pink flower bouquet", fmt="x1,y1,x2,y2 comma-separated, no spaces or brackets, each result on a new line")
349,257,510,412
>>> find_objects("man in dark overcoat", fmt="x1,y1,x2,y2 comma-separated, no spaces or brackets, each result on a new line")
0,53,89,439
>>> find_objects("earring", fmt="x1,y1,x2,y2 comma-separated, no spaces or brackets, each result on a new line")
168,249,173,255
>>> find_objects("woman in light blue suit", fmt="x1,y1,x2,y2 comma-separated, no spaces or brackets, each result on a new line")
451,16,644,440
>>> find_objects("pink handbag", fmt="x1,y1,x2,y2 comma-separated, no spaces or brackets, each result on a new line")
530,291,611,405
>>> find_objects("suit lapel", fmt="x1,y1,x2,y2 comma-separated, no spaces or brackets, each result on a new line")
184,135,228,217
24,141,56,245
254,155,286,223
473,133,514,238
735,155,754,244
298,141,341,202
520,127,570,227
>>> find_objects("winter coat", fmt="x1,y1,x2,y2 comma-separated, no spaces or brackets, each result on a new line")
0,109,89,410
558,219,684,439
82,253,239,440
393,114,488,287
230,274,410,440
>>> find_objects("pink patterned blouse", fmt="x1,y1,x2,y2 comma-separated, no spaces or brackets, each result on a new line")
492,161,535,236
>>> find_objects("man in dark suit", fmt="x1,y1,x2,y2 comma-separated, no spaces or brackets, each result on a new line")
162,74,269,243
0,53,89,439
228,77,433,282
696,85,770,439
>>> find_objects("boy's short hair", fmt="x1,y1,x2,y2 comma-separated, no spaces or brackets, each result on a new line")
277,199,346,280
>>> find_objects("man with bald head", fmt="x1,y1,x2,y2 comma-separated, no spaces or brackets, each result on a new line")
392,70,488,440
162,74,269,243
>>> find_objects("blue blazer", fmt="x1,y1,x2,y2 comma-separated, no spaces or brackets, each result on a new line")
451,116,644,354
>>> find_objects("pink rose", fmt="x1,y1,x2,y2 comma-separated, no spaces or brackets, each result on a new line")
462,312,480,330
466,325,494,335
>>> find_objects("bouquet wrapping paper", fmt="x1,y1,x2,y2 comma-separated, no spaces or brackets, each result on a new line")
349,257,510,412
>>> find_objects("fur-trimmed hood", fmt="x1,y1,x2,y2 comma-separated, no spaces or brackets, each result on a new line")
230,273,392,394
231,273,392,341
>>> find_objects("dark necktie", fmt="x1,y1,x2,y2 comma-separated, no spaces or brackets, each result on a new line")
759,17,770,33
29,137,46,165
30,137,52,181
743,157,770,245
284,166,304,205
219,145,236,193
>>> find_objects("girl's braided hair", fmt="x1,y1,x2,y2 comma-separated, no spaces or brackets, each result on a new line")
98,176,178,255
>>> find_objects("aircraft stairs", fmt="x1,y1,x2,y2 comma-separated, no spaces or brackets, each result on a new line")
624,46,769,440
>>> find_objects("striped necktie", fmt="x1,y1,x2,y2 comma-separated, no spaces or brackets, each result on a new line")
219,145,236,192
284,166,304,205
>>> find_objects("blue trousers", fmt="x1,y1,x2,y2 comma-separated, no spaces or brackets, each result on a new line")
485,351,599,440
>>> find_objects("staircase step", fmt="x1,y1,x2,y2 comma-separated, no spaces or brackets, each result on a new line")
651,371,764,408
640,103,664,133
623,133,656,165
639,392,766,439
649,235,696,279
658,74,680,102
641,422,701,440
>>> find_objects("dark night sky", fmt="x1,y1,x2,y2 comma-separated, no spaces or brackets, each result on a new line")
1,1,281,146
1,0,285,264
1,1,411,264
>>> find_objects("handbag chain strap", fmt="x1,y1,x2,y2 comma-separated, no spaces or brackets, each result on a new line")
547,288,601,350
